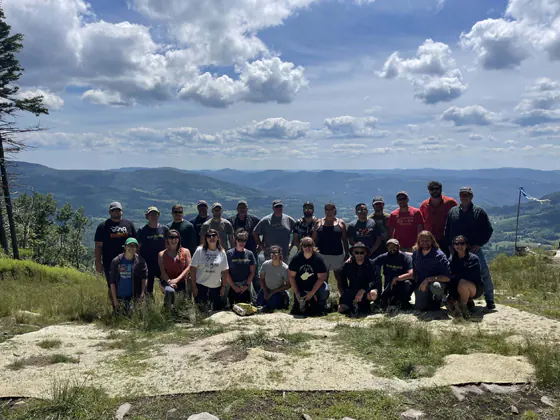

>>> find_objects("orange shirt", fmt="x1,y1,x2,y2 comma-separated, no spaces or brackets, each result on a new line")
419,195,458,242
162,248,189,280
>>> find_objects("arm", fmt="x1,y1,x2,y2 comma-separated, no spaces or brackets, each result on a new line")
247,264,255,286
139,259,148,296
158,251,170,285
292,232,301,250
311,220,319,244
306,272,327,300
110,284,119,308
252,221,265,252
199,225,208,245
371,236,382,255
186,224,198,256
178,249,192,283
221,270,230,296
95,242,103,273
109,258,119,306
190,267,198,296
479,209,493,247
288,270,299,299
341,220,349,256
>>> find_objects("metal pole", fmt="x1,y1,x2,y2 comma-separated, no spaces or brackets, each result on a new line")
514,187,522,254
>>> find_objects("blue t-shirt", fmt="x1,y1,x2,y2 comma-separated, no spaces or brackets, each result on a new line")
118,258,134,298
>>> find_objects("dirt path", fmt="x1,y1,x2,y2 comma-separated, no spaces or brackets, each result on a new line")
0,304,556,399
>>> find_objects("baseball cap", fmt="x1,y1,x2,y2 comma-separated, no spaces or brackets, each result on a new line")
197,200,208,207
124,238,138,246
109,202,122,211
351,242,368,251
145,206,160,215
387,238,400,247
372,196,384,205
212,202,222,210
459,187,473,194
303,201,314,208
272,199,283,207
237,200,248,207
396,191,409,198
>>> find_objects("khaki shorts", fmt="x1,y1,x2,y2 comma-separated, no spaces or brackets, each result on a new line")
321,254,345,271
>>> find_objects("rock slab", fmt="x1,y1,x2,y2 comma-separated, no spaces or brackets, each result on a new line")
187,413,220,420
401,409,424,419
115,403,131,420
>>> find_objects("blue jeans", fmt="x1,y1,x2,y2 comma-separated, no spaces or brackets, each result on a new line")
474,248,494,302
256,289,290,310
414,282,447,311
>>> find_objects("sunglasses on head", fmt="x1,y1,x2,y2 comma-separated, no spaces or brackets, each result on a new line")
207,234,218,238
454,241,466,245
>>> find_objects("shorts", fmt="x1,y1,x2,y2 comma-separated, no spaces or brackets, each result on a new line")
321,254,345,271
474,283,484,300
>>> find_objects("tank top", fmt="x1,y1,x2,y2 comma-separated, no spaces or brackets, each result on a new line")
162,248,188,279
316,219,344,255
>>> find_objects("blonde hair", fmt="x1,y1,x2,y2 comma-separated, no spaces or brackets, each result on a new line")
300,237,319,253
413,230,440,251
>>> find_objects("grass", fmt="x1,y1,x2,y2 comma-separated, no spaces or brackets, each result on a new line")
36,339,62,349
229,329,315,357
491,253,560,319
6,354,79,370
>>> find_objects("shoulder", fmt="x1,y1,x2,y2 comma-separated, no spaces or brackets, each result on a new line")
444,196,459,206
285,215,296,223
409,206,421,213
262,259,272,267
183,220,194,228
250,214,261,222
227,216,235,224
468,252,480,262
473,204,488,214
347,219,357,227
111,254,122,264
226,248,235,255
193,246,203,255
202,219,212,225
420,199,430,209
435,249,448,259
223,218,233,226
161,224,169,231
389,209,399,216
97,219,109,229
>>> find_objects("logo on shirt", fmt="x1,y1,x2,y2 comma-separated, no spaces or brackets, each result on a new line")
299,264,314,281
110,226,129,239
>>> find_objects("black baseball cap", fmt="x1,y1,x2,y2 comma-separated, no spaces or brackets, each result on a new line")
197,200,208,207
303,201,314,208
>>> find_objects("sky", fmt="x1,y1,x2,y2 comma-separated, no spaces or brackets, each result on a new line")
5,0,560,170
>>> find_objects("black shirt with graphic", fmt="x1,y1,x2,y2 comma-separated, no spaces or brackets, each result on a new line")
95,218,137,268
226,248,256,285
347,218,380,251
371,251,413,289
190,215,211,238
137,224,169,266
288,252,327,292
227,214,261,255
168,220,198,256
293,217,317,240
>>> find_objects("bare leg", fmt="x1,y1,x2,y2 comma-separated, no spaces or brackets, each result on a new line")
457,279,476,304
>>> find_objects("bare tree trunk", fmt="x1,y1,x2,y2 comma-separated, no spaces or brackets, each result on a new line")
0,136,19,259
0,196,8,254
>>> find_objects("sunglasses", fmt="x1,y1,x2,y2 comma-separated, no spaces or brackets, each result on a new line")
396,197,407,201
454,241,466,245
357,208,367,212
325,208,335,211
429,187,441,191
271,252,280,256
302,244,313,248
206,234,218,238
236,239,247,243
353,251,366,255
173,211,183,214
110,209,122,212
168,236,179,240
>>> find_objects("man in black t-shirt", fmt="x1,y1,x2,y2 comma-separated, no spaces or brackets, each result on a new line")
226,230,257,306
168,204,198,256
371,238,414,309
227,200,260,256
95,201,136,289
190,200,211,239
137,206,169,294
288,237,329,315
347,203,382,256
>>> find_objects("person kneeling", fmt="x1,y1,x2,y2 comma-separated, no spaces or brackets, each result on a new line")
338,242,381,315
109,238,148,315
447,235,484,318
158,229,191,312
226,229,257,306
288,237,330,315
256,246,291,311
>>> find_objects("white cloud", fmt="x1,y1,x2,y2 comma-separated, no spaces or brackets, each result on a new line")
221,118,311,140
81,90,134,107
323,115,380,137
513,77,560,125
378,39,467,104
524,125,560,137
460,0,560,69
17,88,64,111
441,105,501,126
469,134,484,141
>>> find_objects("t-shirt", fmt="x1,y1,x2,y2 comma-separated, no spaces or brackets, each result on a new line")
137,224,169,266
368,212,390,256
168,220,198,256
372,251,413,289
288,252,327,292
227,214,261,255
419,196,458,243
260,260,289,290
388,207,425,249
293,217,317,240
94,219,137,268
117,257,134,298
190,215,211,238
254,214,296,258
200,218,234,249
191,247,229,288
347,219,381,251
227,248,256,286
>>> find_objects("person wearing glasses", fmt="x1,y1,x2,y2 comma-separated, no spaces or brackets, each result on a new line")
388,191,424,252
256,245,291,311
420,181,458,257
226,229,257,306
338,242,381,315
347,203,382,257
253,200,296,260
168,204,198,256
447,235,483,318
292,201,318,249
200,203,235,249
191,228,229,311
95,202,137,299
158,229,192,311
288,237,329,315
312,202,349,296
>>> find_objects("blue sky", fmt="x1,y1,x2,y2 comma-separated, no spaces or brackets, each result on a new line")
5,0,560,170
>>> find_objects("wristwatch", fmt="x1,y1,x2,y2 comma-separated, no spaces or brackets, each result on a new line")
435,276,439,282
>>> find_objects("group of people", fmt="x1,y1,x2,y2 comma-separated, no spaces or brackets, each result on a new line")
94,181,495,319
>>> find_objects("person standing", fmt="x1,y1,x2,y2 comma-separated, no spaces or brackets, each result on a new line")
388,191,424,252
158,229,191,311
288,237,329,315
137,206,169,294
419,181,458,255
368,196,390,257
109,238,147,314
191,229,229,311
444,187,495,310
256,245,291,311
227,200,261,257
312,202,349,296
292,201,317,249
168,204,198,257
225,229,257,306
338,242,381,315
95,202,137,294
372,238,414,309
200,203,235,249
190,200,211,239
347,203,382,257
253,200,296,260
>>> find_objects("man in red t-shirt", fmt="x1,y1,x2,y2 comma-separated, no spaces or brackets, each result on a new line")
419,181,458,255
388,191,424,251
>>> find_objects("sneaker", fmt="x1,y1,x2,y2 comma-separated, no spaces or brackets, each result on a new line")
299,297,307,313
486,301,496,310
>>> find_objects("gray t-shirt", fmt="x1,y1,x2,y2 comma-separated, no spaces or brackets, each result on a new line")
254,213,296,258
260,260,289,290
200,218,234,249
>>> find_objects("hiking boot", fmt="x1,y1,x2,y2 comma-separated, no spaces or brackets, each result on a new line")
445,297,456,313
467,299,475,312
486,301,496,310
457,302,470,319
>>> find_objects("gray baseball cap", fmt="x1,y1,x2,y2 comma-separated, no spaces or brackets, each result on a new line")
109,202,122,211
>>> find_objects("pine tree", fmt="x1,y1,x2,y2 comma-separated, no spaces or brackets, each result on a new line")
0,8,49,259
